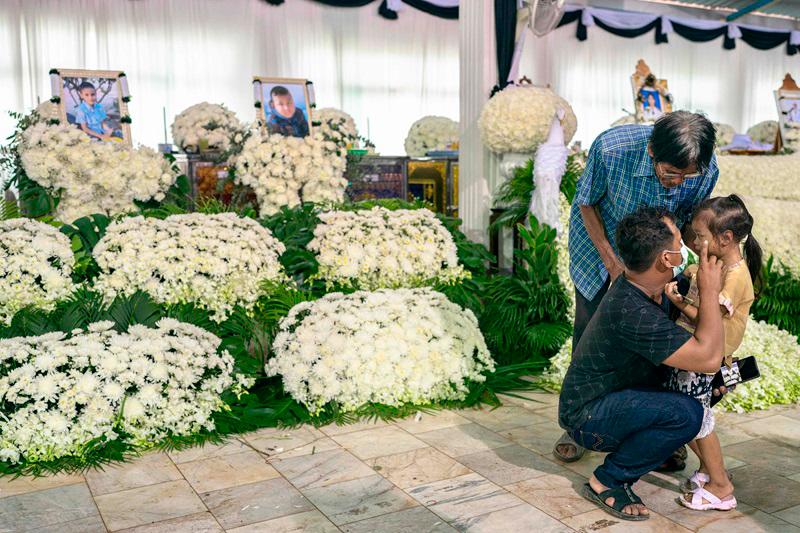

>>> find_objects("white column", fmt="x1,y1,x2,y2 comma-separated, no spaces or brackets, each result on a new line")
459,0,498,244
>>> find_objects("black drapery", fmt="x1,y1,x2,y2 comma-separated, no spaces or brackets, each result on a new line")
557,8,800,56
261,0,455,20
493,0,517,96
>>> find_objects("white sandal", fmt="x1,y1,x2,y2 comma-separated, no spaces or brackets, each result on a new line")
680,471,710,492
678,487,737,511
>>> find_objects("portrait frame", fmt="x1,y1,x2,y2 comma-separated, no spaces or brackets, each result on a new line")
774,73,800,151
630,60,673,124
50,68,132,145
253,76,314,138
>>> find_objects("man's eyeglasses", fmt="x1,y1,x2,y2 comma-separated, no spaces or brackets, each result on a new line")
655,162,702,181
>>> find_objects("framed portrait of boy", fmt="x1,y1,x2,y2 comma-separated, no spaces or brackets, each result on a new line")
775,74,800,149
630,60,673,124
253,77,313,138
50,68,131,145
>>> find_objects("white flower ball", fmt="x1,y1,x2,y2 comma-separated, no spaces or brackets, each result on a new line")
404,116,459,157
479,85,577,154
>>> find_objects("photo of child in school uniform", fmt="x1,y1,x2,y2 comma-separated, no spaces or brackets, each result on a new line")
62,77,124,142
262,83,310,138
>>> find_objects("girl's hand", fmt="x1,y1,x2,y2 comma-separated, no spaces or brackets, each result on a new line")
665,281,685,307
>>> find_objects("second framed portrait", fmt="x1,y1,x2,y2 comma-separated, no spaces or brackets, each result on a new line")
253,77,313,138
50,68,131,144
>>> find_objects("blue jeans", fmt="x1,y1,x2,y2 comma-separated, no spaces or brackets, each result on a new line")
569,388,703,489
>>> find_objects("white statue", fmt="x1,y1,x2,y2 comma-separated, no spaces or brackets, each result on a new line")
530,107,568,234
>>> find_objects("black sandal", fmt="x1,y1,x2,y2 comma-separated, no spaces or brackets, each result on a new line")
553,431,585,463
581,483,650,521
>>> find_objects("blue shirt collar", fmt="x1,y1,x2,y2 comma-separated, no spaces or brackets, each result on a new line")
634,151,656,178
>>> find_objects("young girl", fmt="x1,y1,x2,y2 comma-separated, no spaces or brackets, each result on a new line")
664,194,763,511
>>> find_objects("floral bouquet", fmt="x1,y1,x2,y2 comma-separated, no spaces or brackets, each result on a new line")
404,116,459,157
93,213,288,321
0,218,78,325
0,319,252,464
266,288,494,413
308,207,467,289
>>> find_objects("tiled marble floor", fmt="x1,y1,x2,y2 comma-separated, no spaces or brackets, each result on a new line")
2,392,800,532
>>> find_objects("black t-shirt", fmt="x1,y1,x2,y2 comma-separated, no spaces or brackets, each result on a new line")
558,275,693,430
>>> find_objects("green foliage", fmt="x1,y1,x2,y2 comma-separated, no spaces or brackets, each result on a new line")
260,203,321,283
1,198,21,221
59,214,111,280
752,256,800,338
489,153,583,232
480,220,571,365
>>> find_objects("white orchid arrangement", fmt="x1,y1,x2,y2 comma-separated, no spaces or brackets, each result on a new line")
93,213,288,321
312,107,359,149
171,102,246,153
308,207,467,290
19,122,177,222
232,129,347,216
0,219,77,325
266,288,494,413
715,154,800,202
479,86,577,154
0,319,253,464
404,116,459,157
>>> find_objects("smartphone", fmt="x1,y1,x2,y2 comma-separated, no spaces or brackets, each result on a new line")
709,356,760,407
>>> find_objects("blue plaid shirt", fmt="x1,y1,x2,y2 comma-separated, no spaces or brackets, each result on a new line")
569,125,719,300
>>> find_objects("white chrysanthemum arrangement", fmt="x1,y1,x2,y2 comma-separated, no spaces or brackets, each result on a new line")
718,320,800,412
725,195,800,273
404,116,459,157
266,288,494,413
479,86,577,154
93,213,288,321
0,219,77,325
0,319,253,464
611,114,636,127
19,123,177,222
308,207,467,290
312,107,359,149
715,154,800,202
171,102,246,153
232,130,347,216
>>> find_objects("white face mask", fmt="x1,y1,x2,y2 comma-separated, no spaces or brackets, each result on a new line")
664,241,690,277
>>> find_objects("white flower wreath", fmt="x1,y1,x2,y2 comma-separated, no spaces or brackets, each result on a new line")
308,207,467,289
266,288,494,413
93,213,288,321
0,319,253,464
0,218,77,325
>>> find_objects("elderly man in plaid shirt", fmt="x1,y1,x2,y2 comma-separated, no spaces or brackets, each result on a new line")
553,111,719,464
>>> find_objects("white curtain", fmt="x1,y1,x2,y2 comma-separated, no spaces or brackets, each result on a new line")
0,0,459,155
521,2,800,146
2,0,798,155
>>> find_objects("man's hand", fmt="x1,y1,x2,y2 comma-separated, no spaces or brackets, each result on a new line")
695,240,723,297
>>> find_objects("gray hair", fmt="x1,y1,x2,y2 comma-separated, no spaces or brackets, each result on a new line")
649,111,716,172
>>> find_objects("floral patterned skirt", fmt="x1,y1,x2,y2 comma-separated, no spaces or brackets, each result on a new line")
665,368,715,439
